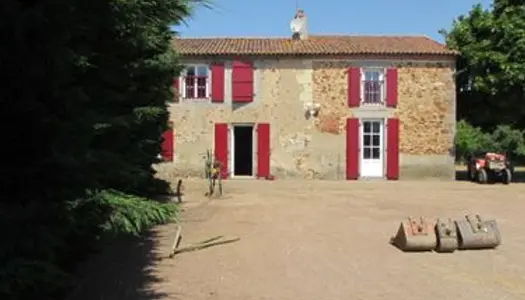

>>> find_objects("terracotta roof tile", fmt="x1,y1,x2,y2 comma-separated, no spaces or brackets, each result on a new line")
173,35,457,56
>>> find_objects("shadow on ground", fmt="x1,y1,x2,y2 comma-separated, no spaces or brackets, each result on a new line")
455,170,525,183
66,230,168,300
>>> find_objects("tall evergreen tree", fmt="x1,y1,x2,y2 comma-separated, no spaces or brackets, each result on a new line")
0,1,200,299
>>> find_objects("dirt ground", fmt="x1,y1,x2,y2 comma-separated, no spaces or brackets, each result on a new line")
68,179,525,300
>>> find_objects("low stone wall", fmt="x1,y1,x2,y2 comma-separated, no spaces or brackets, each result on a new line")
400,154,455,180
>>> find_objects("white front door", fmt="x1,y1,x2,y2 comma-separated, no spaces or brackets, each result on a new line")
360,120,384,177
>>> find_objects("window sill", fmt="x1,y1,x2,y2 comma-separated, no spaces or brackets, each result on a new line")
356,103,390,111
360,102,385,106
182,97,211,101
167,98,212,104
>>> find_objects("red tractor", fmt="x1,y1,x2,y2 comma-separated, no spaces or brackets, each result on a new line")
466,152,513,184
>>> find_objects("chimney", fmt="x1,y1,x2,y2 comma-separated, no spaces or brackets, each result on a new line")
291,9,308,40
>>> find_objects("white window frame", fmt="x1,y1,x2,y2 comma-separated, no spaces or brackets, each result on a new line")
360,68,386,106
181,64,211,100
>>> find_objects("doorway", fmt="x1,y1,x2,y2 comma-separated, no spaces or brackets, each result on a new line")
360,119,384,177
232,124,254,176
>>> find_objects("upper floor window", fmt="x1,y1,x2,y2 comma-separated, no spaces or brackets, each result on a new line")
362,68,385,105
182,65,209,99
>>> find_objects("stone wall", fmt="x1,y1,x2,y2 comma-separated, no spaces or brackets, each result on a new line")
164,57,456,180
395,64,456,179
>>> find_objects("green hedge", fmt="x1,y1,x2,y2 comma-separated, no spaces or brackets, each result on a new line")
455,120,525,163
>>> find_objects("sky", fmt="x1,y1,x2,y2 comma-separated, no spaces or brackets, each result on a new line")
174,0,493,43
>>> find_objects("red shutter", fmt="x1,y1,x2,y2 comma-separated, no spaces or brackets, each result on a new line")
161,129,174,161
386,118,400,180
214,123,229,179
386,68,398,107
348,67,361,107
346,118,359,180
211,63,225,102
257,123,270,178
232,60,254,102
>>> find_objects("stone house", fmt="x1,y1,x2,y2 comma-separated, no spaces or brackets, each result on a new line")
161,14,457,180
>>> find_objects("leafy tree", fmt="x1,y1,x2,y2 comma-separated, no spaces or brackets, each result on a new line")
0,0,201,299
440,1,525,130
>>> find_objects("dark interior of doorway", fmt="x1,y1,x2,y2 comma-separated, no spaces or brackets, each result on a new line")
234,125,253,176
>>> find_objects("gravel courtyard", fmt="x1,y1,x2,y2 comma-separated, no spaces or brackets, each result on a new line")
69,179,525,300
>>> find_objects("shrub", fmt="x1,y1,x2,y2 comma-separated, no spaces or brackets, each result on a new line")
98,190,178,237
490,125,525,160
0,191,178,300
455,119,525,163
455,120,493,162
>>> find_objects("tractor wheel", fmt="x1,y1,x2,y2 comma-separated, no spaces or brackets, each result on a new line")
487,170,495,184
467,165,476,182
503,168,512,184
477,168,488,184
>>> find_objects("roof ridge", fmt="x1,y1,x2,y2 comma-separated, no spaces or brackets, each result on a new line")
174,34,439,40
174,36,291,39
311,33,433,37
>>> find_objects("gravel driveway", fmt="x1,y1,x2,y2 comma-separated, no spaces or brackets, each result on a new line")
69,180,525,300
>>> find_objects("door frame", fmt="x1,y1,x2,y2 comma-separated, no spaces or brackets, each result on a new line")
230,123,256,178
359,118,386,178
